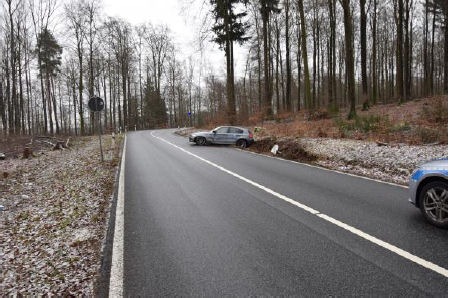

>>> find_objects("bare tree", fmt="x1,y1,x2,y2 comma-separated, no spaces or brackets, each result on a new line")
298,0,312,110
394,0,405,103
340,0,356,119
360,0,369,109
281,0,291,112
65,0,86,134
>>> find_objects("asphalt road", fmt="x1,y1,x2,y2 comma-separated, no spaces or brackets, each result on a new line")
117,129,447,296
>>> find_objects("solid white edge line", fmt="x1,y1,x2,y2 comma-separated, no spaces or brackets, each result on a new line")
316,213,448,277
109,135,126,297
152,131,448,278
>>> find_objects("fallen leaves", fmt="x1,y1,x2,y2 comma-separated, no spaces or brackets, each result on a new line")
1,135,122,296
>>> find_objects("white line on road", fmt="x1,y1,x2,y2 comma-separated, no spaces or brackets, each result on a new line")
109,136,126,297
151,132,448,278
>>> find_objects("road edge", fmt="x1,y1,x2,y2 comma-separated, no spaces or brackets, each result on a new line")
107,134,126,297
93,134,126,296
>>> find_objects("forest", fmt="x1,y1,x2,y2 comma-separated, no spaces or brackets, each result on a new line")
0,0,447,136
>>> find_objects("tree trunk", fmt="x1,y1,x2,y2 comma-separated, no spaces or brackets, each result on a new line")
445,4,448,93
72,74,78,135
0,82,5,133
429,5,436,94
17,23,25,134
403,0,412,101
312,15,317,109
51,76,60,134
296,13,302,111
8,0,18,134
328,0,337,111
25,46,32,134
78,43,84,135
262,6,272,118
360,0,369,109
423,0,429,96
275,18,281,113
285,0,292,111
122,63,128,130
371,0,377,104
395,0,405,103
298,0,312,111
46,73,54,134
341,0,356,119
226,35,236,124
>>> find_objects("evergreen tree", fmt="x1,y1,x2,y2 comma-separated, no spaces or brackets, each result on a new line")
36,28,62,78
35,28,62,134
210,0,249,124
143,81,167,128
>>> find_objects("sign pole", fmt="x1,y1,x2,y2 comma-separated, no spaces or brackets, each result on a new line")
97,111,104,162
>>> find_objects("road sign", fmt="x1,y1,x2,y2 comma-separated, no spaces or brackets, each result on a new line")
88,97,105,162
88,97,105,112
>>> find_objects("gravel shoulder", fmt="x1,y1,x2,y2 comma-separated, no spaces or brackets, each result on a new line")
299,138,447,185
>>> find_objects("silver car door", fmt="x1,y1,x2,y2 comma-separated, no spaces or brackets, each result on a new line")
213,127,229,144
227,127,240,144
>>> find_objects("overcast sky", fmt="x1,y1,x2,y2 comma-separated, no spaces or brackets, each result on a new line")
103,0,194,48
102,0,247,78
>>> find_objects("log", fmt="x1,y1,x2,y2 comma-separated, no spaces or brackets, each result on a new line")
35,137,70,150
53,141,66,150
376,141,388,147
36,139,56,147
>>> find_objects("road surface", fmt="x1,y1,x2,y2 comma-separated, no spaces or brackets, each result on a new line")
112,129,447,296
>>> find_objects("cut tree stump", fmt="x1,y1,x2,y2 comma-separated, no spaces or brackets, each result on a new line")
23,147,33,159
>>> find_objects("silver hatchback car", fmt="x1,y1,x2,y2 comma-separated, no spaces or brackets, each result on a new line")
409,158,448,228
189,126,254,148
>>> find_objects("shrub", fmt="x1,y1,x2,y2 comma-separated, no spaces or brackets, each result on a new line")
420,98,448,124
417,127,441,144
335,114,388,136
305,109,330,121
390,122,412,133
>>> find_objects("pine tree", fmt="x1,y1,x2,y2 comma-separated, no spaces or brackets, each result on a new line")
210,0,249,124
35,28,62,134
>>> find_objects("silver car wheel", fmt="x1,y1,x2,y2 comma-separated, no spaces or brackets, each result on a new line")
236,139,247,149
420,181,448,227
196,137,207,146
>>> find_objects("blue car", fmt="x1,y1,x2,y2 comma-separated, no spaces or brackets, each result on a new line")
409,158,448,228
